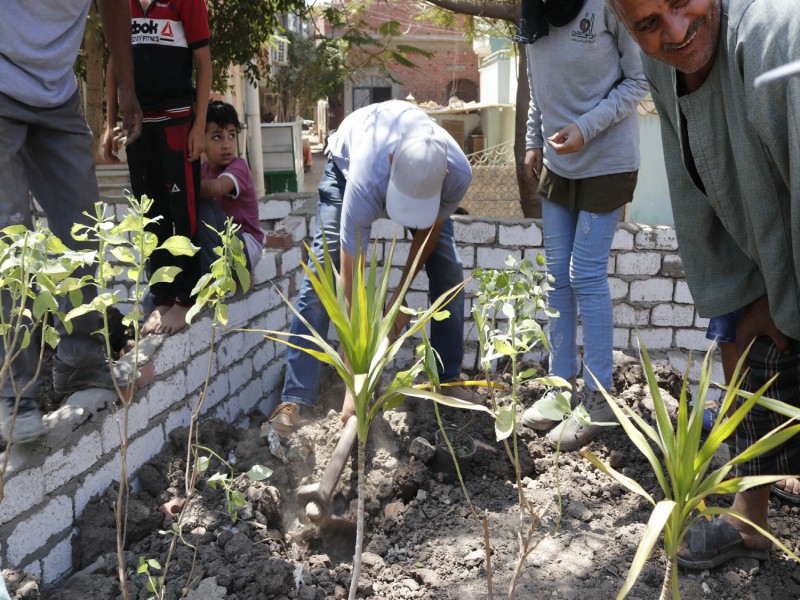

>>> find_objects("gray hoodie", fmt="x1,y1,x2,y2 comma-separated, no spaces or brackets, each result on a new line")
525,0,648,178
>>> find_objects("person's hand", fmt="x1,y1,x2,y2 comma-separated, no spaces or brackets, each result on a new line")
546,123,584,154
101,125,121,164
116,86,142,147
341,387,356,423
524,148,543,182
736,294,790,356
187,121,206,161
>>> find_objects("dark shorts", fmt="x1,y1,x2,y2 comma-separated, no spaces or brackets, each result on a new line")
735,336,800,478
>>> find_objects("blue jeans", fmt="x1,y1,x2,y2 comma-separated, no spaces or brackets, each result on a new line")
281,159,465,407
542,198,621,391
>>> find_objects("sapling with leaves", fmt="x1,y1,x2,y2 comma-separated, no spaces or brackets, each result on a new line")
583,335,800,600
260,236,481,600
0,224,94,495
68,195,197,600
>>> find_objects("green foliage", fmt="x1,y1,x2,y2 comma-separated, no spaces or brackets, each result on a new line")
206,0,309,90
196,446,272,524
270,31,349,117
583,336,800,599
136,557,163,598
187,218,250,326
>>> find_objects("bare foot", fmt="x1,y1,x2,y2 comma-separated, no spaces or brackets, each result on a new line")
158,304,191,335
774,477,800,496
721,486,772,551
142,305,173,336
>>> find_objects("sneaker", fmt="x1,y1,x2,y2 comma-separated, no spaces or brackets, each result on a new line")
548,389,616,451
52,355,138,396
0,397,45,443
521,376,578,431
269,402,298,436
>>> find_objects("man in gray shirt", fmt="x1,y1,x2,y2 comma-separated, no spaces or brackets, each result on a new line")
0,0,142,443
609,0,799,570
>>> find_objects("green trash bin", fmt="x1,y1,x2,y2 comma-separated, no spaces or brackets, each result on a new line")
264,171,298,194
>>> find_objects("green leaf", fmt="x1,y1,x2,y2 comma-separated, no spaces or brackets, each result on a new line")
231,490,246,507
158,235,198,256
532,392,572,421
616,501,676,599
493,338,516,356
495,405,515,441
245,464,273,481
197,456,210,472
149,265,181,285
147,559,161,570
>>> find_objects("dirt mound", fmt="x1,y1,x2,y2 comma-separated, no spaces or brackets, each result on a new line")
6,357,798,600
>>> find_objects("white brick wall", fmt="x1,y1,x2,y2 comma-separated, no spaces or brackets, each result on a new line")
2,206,721,583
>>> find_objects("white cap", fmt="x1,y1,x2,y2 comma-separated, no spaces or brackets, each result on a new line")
386,127,448,229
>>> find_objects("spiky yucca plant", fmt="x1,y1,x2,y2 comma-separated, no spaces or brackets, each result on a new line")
583,335,800,600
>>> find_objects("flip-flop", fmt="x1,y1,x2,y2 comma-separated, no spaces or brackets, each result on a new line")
771,483,800,504
677,517,769,570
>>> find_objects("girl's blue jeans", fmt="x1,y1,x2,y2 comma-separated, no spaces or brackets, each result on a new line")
542,197,621,391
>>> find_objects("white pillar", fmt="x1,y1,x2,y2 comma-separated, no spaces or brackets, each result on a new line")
245,77,265,198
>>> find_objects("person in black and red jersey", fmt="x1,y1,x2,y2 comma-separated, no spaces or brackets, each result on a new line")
103,0,212,335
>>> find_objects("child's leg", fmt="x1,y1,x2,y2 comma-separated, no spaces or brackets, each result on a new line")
155,116,200,335
127,122,177,335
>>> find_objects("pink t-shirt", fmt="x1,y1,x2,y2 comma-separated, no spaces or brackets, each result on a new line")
200,157,264,245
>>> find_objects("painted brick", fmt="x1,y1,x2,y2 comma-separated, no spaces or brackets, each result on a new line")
7,496,72,565
476,247,522,270
240,329,264,358
629,278,674,302
405,291,429,311
675,328,713,352
216,331,246,370
260,199,291,220
264,306,288,334
674,280,693,304
371,218,406,240
225,296,251,328
636,328,673,351
613,327,630,349
499,222,542,247
198,373,230,414
260,362,284,399
635,227,678,250
651,304,695,327
280,215,308,241
153,325,209,374
459,246,475,269
615,252,662,276
667,350,705,382
147,370,189,418
611,228,634,251
227,358,254,395
43,431,102,494
74,458,123,516
613,303,650,327
100,398,149,454
238,379,263,414
0,468,45,525
388,242,412,267
42,536,73,584
661,253,684,277
252,341,275,372
19,560,42,581
608,277,629,301
279,247,302,274
254,251,278,283
694,314,710,329
453,220,496,244
607,255,615,275
164,406,192,435
126,427,166,476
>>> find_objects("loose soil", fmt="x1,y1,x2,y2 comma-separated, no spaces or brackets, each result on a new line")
4,353,799,600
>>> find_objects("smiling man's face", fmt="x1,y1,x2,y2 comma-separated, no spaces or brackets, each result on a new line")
611,0,721,75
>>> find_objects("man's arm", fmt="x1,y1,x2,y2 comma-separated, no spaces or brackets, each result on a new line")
98,0,141,146
188,45,212,161
102,58,120,163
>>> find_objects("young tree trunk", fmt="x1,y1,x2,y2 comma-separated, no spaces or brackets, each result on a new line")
83,0,105,162
348,440,366,600
514,45,541,218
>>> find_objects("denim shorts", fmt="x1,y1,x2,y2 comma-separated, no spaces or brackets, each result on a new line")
705,308,744,344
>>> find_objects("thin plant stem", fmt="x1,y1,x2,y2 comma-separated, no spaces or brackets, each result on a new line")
659,558,674,600
349,439,367,600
